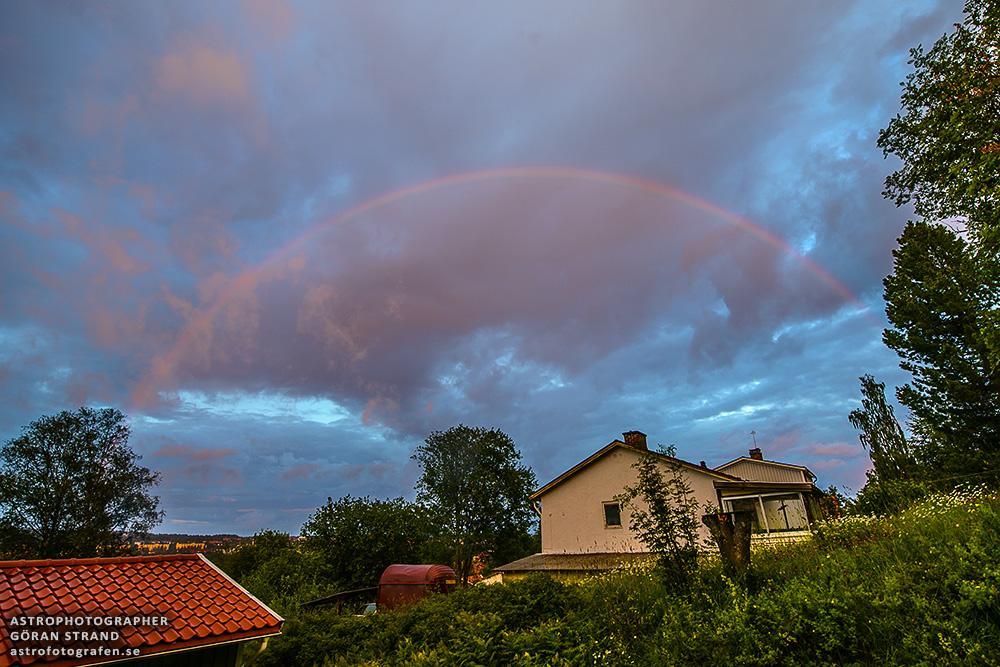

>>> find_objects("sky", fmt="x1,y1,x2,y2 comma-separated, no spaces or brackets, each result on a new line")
0,0,965,534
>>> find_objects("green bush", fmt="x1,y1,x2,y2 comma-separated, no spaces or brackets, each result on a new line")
812,514,893,549
255,490,1000,666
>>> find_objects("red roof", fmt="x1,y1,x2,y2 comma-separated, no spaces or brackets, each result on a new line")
0,554,282,667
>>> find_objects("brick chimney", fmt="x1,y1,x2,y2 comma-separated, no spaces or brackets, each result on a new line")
622,430,648,450
749,447,763,460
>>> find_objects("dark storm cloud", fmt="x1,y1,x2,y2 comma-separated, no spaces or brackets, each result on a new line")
0,0,961,532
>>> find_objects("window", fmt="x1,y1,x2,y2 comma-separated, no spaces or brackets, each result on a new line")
603,502,622,527
722,492,811,533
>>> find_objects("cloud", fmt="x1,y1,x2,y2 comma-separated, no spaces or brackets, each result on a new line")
155,41,250,107
808,442,864,458
0,0,961,532
154,444,237,461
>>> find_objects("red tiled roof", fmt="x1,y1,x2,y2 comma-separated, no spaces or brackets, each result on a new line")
0,554,282,667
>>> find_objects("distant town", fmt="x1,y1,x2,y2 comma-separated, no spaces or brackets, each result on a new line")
133,533,257,555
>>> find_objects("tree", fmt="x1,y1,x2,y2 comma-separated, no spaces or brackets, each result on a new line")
0,407,163,558
877,0,1000,244
209,531,325,613
211,530,298,583
848,375,918,481
848,375,930,514
878,0,1000,379
882,222,999,477
300,495,434,589
615,445,700,586
412,425,537,584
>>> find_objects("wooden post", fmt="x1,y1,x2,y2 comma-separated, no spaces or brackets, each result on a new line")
701,510,754,579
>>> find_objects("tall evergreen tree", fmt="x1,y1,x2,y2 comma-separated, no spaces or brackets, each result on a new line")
882,222,999,476
876,0,1000,482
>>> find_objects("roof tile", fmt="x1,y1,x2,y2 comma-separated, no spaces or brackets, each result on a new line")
0,554,282,666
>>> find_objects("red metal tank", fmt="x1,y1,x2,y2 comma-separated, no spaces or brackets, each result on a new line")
377,564,457,611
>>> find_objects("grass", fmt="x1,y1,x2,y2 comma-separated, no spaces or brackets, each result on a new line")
252,486,1000,666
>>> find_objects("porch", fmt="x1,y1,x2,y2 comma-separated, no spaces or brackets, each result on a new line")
714,481,825,543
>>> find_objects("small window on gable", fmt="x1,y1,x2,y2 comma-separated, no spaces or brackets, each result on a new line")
603,502,622,528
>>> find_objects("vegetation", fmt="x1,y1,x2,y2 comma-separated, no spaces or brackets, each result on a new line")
252,487,1000,666
882,221,999,476
877,0,1000,244
850,0,1000,505
0,407,163,558
848,375,926,515
615,445,700,586
205,425,539,617
413,425,537,584
301,496,438,590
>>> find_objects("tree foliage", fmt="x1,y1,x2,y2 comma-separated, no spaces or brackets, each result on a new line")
300,495,435,590
615,446,700,586
209,530,326,615
848,375,917,480
882,222,999,476
877,0,1000,243
0,407,162,558
847,375,933,515
878,0,1000,399
412,425,537,584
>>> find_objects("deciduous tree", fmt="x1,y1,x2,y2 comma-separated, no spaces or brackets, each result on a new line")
300,495,434,589
848,375,917,480
876,0,1000,485
616,445,700,586
412,425,536,584
877,0,1000,244
0,407,162,558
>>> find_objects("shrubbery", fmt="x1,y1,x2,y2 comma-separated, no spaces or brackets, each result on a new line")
251,489,1000,666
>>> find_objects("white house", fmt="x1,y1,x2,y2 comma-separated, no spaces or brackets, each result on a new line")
494,430,825,581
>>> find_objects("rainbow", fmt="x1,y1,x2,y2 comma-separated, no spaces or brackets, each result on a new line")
132,165,869,408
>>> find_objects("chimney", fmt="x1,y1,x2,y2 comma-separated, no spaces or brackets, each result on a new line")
622,430,647,450
749,447,763,460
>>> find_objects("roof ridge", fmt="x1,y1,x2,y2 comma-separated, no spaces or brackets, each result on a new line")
530,439,741,500
0,553,201,568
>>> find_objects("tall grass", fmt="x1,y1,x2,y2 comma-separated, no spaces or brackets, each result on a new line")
254,488,1000,666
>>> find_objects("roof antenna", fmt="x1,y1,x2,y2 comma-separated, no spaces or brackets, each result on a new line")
750,430,757,447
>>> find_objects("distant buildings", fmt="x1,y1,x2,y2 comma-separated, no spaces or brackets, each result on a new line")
133,535,247,556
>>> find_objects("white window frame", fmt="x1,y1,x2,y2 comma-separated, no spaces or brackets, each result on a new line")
722,492,808,533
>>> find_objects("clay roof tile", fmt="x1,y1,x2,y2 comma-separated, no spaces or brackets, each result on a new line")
0,554,282,666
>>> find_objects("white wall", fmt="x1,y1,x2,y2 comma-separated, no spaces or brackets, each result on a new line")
538,446,722,554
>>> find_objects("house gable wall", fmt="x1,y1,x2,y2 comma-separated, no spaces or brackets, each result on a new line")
719,459,807,484
538,446,719,554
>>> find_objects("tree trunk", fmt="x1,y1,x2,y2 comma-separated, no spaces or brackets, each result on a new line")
701,511,754,579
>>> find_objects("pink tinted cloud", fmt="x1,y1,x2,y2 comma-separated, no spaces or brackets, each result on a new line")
129,174,858,428
179,463,243,485
53,209,149,275
155,42,250,107
281,463,322,481
241,0,296,42
154,443,237,461
808,442,862,457
811,458,846,471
